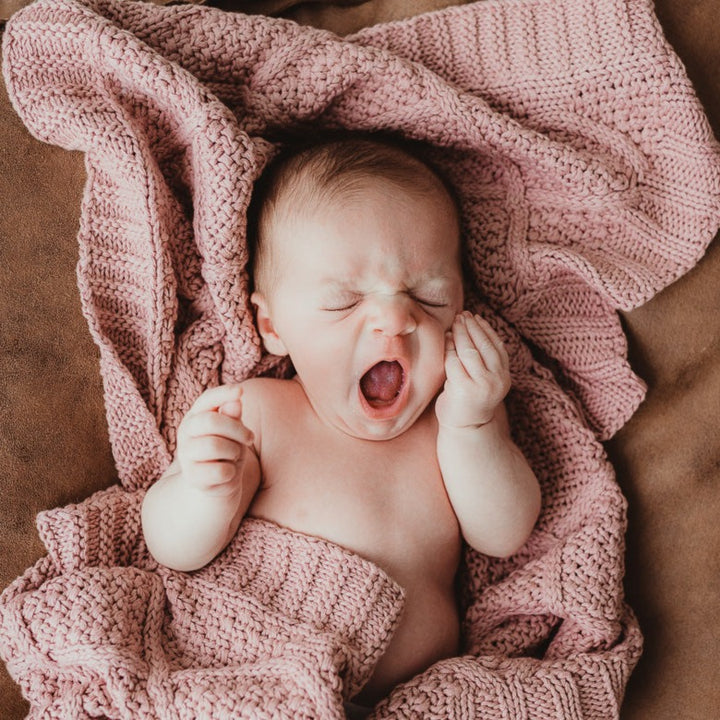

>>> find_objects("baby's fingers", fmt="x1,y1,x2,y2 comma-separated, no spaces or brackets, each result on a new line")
444,330,471,383
187,383,244,418
450,313,490,379
183,435,245,464
458,312,508,375
180,408,254,447
194,459,240,490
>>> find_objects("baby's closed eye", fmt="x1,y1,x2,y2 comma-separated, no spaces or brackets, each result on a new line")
322,293,362,312
412,294,447,308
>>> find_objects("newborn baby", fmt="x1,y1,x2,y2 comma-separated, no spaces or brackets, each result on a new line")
142,136,541,704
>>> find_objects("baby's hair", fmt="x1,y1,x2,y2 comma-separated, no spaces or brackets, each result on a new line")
247,133,459,293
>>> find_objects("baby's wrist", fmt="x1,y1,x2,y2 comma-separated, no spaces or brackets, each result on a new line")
436,404,500,432
437,414,497,434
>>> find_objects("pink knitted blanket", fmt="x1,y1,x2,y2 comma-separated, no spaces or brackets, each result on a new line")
2,0,720,716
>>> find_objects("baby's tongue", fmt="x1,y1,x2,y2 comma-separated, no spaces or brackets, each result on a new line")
360,361,404,405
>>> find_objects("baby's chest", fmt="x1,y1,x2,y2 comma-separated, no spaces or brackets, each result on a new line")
249,434,460,581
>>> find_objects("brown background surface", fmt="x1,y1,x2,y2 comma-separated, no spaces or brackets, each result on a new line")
1,1,718,717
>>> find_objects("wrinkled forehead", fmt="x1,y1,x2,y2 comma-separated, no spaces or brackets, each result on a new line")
267,177,463,290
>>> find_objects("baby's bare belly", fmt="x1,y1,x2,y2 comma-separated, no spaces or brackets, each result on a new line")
354,575,460,704
250,495,462,703
247,420,463,703
249,498,462,693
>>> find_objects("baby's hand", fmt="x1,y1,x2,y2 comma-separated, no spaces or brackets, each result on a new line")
435,311,511,429
175,384,254,496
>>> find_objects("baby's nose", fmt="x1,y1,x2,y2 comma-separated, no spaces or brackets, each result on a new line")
368,294,418,337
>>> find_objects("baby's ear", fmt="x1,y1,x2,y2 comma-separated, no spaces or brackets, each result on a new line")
251,291,288,356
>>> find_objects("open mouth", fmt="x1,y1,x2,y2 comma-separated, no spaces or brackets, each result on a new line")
359,360,406,410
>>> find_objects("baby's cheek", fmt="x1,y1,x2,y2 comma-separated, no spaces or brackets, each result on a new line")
428,327,450,382
445,308,463,332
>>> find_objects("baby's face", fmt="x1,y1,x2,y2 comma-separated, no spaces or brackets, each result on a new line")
254,179,464,441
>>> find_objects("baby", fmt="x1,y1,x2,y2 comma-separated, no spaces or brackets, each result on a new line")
141,137,541,704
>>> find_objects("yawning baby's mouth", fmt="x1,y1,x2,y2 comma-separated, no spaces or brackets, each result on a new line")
360,360,405,408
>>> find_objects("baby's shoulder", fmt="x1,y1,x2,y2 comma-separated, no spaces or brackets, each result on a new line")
241,375,301,402
239,377,307,455
240,376,305,422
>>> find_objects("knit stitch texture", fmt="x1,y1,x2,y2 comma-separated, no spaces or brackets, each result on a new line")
2,0,720,717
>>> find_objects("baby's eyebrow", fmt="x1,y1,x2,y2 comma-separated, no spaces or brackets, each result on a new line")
412,275,454,292
318,272,455,296
319,279,356,293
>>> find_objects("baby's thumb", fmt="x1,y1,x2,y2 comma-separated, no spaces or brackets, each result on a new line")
219,400,243,420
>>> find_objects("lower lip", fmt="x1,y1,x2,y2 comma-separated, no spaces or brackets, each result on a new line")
358,374,410,420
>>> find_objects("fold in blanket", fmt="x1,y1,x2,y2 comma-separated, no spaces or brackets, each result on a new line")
3,488,403,717
2,0,719,717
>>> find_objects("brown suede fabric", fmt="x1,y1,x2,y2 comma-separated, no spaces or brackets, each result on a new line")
606,3,720,718
0,71,116,716
1,1,719,717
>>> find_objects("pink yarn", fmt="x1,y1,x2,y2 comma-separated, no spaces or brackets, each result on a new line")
2,0,720,716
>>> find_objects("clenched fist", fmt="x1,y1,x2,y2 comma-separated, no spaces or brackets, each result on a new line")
175,384,255,496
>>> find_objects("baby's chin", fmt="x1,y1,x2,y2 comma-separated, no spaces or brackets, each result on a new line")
342,402,436,442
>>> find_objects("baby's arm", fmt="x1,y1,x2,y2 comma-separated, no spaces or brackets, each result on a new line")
141,383,260,571
435,312,541,558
